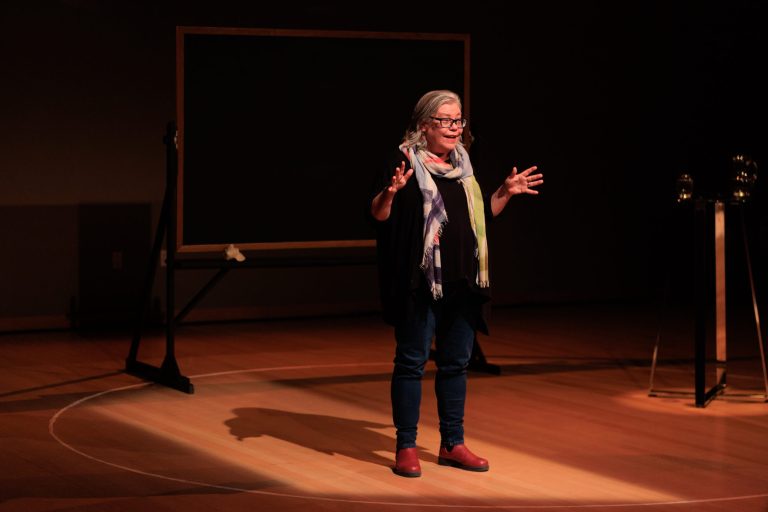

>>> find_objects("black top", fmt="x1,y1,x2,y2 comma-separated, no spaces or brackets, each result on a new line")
432,175,476,284
370,148,493,333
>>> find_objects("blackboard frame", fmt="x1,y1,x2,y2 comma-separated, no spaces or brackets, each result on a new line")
176,26,470,254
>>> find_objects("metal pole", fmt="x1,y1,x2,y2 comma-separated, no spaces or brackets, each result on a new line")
694,200,707,407
714,202,726,390
161,122,181,376
740,206,768,399
127,185,169,365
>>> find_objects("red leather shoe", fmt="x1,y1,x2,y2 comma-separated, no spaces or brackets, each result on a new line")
438,444,489,472
392,447,421,477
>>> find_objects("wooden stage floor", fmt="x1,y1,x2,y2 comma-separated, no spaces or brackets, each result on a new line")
1,303,767,512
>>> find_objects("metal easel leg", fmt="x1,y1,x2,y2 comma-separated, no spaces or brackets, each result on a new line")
735,206,768,400
125,123,193,394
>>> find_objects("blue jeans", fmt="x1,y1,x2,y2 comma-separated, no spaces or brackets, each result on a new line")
391,289,476,449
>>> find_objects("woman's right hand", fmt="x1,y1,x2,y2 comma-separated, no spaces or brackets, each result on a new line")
385,161,414,194
371,161,413,221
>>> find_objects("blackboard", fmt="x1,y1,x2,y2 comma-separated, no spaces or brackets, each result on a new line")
177,27,469,253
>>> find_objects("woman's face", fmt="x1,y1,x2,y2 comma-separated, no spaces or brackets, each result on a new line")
422,101,463,158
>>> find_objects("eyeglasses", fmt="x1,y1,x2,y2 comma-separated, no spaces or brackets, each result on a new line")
430,117,467,128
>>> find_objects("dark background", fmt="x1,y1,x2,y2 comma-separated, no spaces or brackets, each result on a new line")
0,0,765,329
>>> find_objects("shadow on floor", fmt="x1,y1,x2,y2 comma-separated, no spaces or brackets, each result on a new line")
224,407,437,470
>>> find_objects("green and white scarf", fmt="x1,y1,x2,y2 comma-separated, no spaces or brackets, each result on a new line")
399,143,489,299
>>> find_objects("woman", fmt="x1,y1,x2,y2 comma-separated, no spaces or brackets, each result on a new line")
370,90,543,478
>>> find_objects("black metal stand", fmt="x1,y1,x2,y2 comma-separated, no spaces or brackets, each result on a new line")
126,123,193,393
692,199,724,406
649,199,768,407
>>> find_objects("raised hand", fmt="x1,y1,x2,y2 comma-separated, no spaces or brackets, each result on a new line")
386,161,414,194
502,166,543,197
490,165,543,217
372,161,414,221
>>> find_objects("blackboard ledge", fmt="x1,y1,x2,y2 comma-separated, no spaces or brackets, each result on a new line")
173,242,376,268
178,239,375,254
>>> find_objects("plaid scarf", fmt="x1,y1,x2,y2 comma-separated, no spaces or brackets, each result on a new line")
400,143,489,299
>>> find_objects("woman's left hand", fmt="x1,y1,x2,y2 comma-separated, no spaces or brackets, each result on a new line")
501,166,543,197
490,165,543,217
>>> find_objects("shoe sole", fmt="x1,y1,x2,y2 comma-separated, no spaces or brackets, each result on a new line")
438,457,489,472
391,467,421,478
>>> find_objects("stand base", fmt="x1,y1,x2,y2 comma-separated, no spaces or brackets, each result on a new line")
649,384,725,408
125,359,194,394
649,384,767,407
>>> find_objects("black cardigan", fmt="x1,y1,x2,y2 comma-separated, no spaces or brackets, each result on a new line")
369,149,494,333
